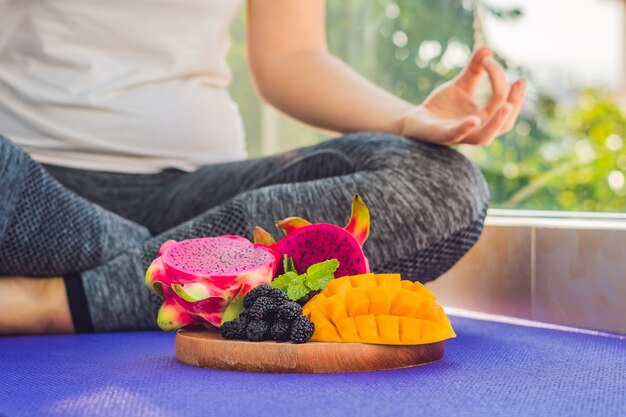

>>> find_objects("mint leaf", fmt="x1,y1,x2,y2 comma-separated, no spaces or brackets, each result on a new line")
283,255,296,273
269,271,298,293
304,272,334,292
306,259,339,278
286,279,309,301
269,259,340,301
304,259,340,291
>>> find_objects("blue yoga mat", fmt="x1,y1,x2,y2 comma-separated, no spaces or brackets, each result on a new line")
1,315,624,417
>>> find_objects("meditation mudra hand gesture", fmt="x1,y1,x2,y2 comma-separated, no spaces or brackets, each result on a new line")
0,0,525,335
246,5,525,149
399,47,526,146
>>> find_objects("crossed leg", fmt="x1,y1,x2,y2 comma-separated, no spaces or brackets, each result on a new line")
0,132,489,333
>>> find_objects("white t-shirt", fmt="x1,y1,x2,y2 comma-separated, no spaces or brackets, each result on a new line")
0,0,246,173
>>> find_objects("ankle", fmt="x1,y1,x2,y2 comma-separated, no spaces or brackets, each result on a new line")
40,277,75,333
0,277,74,334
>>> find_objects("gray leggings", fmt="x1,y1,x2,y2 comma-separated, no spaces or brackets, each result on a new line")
2,132,489,331
45,132,488,276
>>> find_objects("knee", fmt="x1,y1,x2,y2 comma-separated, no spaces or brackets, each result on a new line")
403,139,490,225
327,131,489,222
342,133,489,280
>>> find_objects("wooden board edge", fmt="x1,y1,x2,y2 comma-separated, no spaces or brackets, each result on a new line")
175,330,446,374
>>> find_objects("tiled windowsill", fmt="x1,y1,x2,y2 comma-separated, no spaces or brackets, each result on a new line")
487,208,626,230
426,209,626,335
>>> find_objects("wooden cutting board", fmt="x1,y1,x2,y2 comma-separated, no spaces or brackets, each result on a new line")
176,329,446,373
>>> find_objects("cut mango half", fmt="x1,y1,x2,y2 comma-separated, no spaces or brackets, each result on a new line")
303,273,455,345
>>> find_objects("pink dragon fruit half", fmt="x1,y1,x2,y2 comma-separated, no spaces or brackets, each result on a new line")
145,236,278,330
253,194,371,278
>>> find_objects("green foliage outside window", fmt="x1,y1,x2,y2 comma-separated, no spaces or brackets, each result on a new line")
227,0,626,213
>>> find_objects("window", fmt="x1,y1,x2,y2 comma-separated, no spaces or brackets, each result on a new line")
227,0,626,213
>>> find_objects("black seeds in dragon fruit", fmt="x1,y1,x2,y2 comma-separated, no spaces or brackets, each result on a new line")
255,194,371,278
275,224,369,278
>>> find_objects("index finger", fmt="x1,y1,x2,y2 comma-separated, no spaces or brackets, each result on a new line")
483,57,510,114
454,46,492,92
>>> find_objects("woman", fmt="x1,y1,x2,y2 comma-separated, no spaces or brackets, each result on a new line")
0,1,525,334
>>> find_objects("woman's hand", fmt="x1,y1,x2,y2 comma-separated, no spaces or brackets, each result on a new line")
248,2,524,146
399,47,526,146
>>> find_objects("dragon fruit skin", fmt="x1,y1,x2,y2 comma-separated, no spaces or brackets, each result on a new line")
145,236,278,330
254,194,371,278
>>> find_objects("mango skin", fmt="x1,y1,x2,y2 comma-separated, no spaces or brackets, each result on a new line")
304,274,455,345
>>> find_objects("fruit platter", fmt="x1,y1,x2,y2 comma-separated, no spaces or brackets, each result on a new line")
145,195,455,373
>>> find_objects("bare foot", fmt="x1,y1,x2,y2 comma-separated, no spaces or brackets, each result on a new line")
0,276,74,335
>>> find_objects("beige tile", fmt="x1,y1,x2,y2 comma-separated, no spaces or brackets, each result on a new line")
427,226,532,319
533,228,626,333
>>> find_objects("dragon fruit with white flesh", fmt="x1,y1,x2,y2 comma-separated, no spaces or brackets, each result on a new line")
145,236,278,330
253,194,371,278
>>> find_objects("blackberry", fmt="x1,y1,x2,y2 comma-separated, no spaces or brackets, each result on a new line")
278,301,302,322
243,284,273,309
248,296,279,320
268,288,289,303
245,320,270,342
220,316,249,340
269,320,291,341
290,316,315,344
